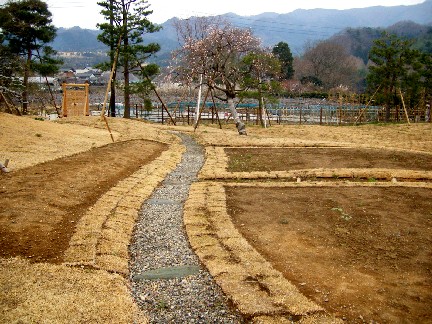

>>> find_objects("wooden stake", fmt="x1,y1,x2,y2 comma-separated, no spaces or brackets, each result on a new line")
399,88,411,125
1,92,21,116
354,84,381,125
103,115,115,142
210,89,222,129
101,36,122,120
193,87,211,131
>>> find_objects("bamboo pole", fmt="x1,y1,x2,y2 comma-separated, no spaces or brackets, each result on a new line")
210,89,223,129
0,92,19,115
399,88,411,125
194,86,211,131
98,37,122,142
100,37,121,120
354,84,381,125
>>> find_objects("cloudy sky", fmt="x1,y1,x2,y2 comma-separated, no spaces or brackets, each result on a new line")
0,0,426,29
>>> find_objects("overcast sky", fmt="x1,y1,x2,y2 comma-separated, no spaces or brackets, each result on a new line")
0,0,427,29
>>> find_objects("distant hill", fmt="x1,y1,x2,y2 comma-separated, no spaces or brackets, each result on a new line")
54,27,106,52
330,21,432,64
50,0,432,66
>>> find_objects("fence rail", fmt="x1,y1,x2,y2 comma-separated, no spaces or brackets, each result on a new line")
89,100,431,125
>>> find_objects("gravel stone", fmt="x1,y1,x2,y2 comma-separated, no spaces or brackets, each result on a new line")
129,133,244,323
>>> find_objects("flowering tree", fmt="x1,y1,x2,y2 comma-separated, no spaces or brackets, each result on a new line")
172,23,263,135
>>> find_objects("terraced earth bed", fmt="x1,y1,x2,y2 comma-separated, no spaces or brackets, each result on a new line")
226,185,432,323
0,139,167,263
225,147,432,172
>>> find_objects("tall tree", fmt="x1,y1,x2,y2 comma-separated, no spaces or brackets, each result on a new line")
0,0,60,114
241,51,281,126
172,23,265,135
296,40,360,91
97,0,160,118
367,32,417,121
419,52,432,111
272,42,294,80
0,42,23,97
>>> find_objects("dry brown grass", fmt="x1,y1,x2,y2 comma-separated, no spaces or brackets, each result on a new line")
2,112,431,323
1,114,184,323
0,257,147,323
194,123,432,153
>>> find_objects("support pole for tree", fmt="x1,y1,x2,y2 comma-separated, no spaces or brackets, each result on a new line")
194,87,211,131
146,80,176,125
354,84,381,125
36,48,61,117
101,37,121,120
99,37,122,143
399,88,411,125
139,68,176,125
210,89,223,129
194,74,203,128
0,92,21,116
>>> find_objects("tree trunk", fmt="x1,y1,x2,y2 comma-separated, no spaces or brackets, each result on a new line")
124,59,130,118
109,79,116,117
22,49,32,115
122,6,130,119
109,0,116,117
384,86,391,122
227,97,247,135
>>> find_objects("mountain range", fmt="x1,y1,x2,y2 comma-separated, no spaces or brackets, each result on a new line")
52,0,432,66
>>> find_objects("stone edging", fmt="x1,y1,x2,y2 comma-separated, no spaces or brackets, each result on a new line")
184,181,342,323
184,180,432,322
199,146,432,181
63,142,185,275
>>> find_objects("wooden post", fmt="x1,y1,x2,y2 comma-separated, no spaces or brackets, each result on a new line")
0,92,21,115
187,105,190,125
193,87,211,131
100,37,121,120
299,106,302,125
161,104,164,124
399,88,411,125
320,107,323,125
210,90,222,129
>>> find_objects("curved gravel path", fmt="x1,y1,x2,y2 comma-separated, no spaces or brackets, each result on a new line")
129,133,244,323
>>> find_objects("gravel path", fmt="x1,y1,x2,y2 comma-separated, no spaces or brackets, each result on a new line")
129,133,244,323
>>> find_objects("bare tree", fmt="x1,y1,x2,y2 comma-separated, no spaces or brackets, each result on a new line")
295,40,361,91
171,22,263,135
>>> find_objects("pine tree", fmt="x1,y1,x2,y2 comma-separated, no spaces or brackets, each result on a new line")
97,0,160,118
367,32,417,121
272,42,294,80
0,0,61,114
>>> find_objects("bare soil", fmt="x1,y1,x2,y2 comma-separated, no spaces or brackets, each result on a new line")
2,114,431,322
226,147,432,172
225,147,432,322
0,139,167,263
226,185,432,323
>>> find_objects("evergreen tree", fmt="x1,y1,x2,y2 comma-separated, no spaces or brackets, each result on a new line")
97,0,160,118
367,32,417,121
241,51,281,127
0,0,61,114
272,42,294,80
